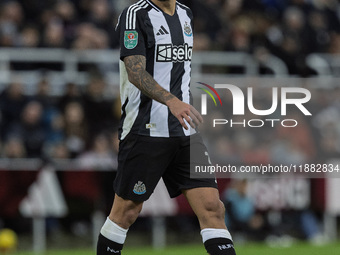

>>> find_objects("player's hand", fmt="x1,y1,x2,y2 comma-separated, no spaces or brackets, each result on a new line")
166,97,203,130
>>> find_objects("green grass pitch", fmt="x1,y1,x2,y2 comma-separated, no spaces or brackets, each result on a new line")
13,242,340,255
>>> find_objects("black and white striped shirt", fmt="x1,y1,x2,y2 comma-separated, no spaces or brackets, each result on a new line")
116,0,194,140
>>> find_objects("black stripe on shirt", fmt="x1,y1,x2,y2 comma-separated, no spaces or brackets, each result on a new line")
165,12,185,136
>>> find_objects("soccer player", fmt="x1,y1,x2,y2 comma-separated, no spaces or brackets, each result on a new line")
97,0,236,254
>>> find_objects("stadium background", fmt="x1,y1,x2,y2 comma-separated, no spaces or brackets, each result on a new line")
0,0,340,254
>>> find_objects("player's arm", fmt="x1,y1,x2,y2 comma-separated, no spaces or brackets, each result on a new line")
124,54,203,130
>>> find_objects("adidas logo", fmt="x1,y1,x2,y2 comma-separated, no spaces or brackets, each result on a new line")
156,26,169,36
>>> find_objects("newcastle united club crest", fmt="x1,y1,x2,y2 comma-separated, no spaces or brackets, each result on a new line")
184,22,192,37
133,181,146,195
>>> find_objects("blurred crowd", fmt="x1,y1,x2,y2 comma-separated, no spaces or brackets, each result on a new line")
0,0,119,50
187,0,340,75
0,77,120,162
1,0,340,75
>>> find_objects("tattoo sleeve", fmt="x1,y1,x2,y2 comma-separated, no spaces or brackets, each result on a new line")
124,55,175,104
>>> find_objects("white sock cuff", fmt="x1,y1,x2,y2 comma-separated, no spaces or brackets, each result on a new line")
200,228,232,243
100,217,128,244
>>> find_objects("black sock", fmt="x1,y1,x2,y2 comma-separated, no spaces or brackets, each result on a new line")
97,233,123,255
204,238,236,255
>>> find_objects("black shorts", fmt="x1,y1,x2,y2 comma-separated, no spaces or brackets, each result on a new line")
113,133,217,202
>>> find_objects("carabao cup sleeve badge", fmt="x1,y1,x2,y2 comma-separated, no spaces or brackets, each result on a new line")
124,31,138,49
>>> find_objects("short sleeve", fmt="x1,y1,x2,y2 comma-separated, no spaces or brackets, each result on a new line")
116,8,146,61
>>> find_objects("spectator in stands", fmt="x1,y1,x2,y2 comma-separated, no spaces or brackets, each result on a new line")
88,0,119,48
313,0,340,33
276,7,309,75
18,25,40,48
87,0,111,31
224,16,253,53
188,0,222,43
0,1,23,47
31,78,65,148
33,78,56,108
77,133,117,171
2,136,26,159
0,81,29,140
42,18,66,48
44,112,65,150
54,0,78,46
83,77,118,137
223,179,267,241
6,101,46,158
63,101,88,158
306,10,331,53
72,22,109,50
58,82,83,112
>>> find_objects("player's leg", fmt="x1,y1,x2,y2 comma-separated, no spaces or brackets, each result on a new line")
183,187,236,255
162,134,235,254
163,133,235,254
97,135,177,255
97,194,143,255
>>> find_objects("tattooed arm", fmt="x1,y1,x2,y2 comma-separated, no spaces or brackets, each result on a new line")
124,55,203,130
124,55,175,104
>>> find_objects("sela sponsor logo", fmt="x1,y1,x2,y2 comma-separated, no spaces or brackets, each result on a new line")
156,43,192,62
198,83,312,128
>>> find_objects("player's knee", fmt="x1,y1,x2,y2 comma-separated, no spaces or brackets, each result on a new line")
110,200,143,228
203,199,225,220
